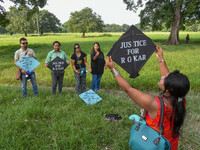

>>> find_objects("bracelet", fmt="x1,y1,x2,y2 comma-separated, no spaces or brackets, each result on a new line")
111,68,120,77
159,59,165,63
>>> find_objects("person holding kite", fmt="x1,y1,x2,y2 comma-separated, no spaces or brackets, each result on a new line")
71,43,92,94
90,42,106,92
45,41,70,95
106,46,190,150
14,38,39,98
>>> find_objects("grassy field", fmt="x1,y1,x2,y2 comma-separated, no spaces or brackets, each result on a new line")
0,86,199,149
0,32,200,91
0,32,200,149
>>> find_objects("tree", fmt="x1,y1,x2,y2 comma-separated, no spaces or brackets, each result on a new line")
61,22,68,33
0,25,7,34
122,24,130,31
0,0,47,34
38,10,61,35
6,6,35,36
123,0,200,45
27,0,47,36
67,7,104,38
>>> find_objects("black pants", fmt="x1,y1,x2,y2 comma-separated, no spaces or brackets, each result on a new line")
51,71,64,95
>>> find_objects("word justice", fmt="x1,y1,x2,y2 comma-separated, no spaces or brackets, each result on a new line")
120,40,147,49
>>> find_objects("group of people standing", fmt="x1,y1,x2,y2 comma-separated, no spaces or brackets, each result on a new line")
15,38,106,97
14,37,190,149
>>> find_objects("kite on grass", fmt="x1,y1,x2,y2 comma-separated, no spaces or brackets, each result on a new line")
79,89,102,105
107,25,156,78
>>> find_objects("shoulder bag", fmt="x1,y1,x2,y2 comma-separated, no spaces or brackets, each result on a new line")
129,97,171,150
76,55,86,76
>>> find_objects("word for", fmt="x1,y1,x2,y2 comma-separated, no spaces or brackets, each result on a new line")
120,40,147,49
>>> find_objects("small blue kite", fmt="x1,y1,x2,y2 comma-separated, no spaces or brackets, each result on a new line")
15,55,40,72
79,89,102,105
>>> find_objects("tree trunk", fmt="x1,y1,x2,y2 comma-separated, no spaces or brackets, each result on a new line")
36,12,40,36
82,32,85,38
25,32,27,37
164,1,181,45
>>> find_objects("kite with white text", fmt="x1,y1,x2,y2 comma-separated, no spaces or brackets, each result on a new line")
47,56,69,75
15,55,40,73
107,25,156,78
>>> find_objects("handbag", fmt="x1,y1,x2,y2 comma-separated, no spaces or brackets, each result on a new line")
129,97,171,150
76,55,86,76
16,69,21,80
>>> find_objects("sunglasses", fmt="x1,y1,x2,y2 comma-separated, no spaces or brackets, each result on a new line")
75,46,80,49
21,42,28,45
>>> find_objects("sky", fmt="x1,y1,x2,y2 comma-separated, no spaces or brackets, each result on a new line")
2,0,141,25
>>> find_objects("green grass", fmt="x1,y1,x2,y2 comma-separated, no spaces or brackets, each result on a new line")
0,32,200,91
0,32,200,149
0,85,199,149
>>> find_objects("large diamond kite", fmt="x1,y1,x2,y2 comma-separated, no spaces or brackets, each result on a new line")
107,25,156,78
15,55,40,72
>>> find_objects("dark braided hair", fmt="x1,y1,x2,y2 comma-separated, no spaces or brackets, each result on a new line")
164,70,190,137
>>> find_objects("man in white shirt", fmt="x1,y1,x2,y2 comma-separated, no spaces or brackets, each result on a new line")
14,38,38,98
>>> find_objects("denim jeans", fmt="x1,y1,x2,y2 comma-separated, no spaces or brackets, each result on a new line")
21,72,38,98
51,71,64,95
91,74,102,91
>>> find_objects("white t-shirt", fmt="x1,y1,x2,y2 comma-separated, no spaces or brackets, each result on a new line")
14,48,36,60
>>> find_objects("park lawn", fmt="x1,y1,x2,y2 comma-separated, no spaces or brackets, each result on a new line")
0,85,199,149
0,32,200,149
0,32,200,91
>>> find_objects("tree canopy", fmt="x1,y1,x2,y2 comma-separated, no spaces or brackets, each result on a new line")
6,6,35,36
0,0,47,27
39,10,61,35
123,0,200,45
66,7,104,37
103,24,130,32
5,6,61,36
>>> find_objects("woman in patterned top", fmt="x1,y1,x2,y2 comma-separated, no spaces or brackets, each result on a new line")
71,43,91,94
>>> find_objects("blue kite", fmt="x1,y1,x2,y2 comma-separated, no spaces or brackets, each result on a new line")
79,89,102,105
15,55,40,73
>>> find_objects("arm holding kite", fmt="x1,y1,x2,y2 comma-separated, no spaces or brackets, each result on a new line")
14,51,26,74
14,59,26,74
28,50,37,59
64,53,70,65
84,56,92,72
155,46,170,77
44,52,52,67
106,56,157,117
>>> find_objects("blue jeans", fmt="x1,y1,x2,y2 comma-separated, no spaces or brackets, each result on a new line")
91,74,102,91
21,72,38,98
